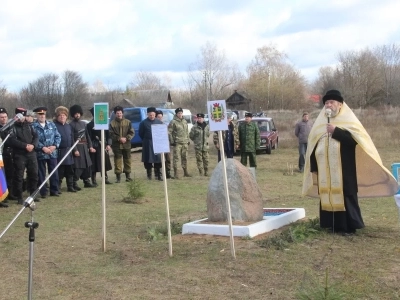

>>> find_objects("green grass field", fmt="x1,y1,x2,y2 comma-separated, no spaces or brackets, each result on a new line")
1,108,400,299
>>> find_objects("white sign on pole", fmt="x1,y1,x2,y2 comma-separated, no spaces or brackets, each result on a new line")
207,100,228,132
151,124,170,154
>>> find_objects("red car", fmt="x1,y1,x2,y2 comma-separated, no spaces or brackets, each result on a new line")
237,117,279,154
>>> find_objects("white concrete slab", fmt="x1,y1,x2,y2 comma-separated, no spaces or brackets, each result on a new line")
182,208,306,238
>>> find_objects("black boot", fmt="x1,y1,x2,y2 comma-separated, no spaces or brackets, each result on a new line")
155,168,163,181
116,174,121,183
147,169,152,180
125,173,132,182
105,173,112,184
73,181,82,191
84,179,95,188
91,173,98,187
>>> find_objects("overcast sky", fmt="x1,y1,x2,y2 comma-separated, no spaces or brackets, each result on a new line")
1,0,399,92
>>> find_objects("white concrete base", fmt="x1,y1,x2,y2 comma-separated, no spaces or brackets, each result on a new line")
182,208,306,238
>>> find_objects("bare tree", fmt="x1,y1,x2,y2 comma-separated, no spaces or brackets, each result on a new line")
129,71,166,90
19,73,62,113
186,41,242,111
374,44,400,105
244,45,307,110
61,70,89,110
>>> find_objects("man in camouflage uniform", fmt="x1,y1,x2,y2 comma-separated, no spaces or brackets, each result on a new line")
213,113,240,162
189,113,210,176
109,106,135,183
238,112,260,168
168,107,191,179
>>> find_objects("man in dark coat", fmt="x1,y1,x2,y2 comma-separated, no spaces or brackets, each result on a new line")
87,107,112,185
69,104,95,189
139,107,163,180
6,108,38,204
54,106,77,192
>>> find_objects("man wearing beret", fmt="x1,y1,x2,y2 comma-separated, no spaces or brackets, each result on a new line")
156,110,173,179
69,104,96,189
189,113,210,176
109,106,135,183
32,107,62,198
6,108,38,204
168,107,191,179
238,112,260,168
302,89,398,235
139,107,164,180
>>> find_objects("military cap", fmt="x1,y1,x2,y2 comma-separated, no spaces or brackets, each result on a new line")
156,110,163,116
0,108,8,115
245,112,253,118
175,107,183,114
147,107,157,113
33,106,47,114
196,113,205,118
15,107,27,116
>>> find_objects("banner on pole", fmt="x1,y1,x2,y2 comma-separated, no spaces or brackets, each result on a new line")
94,103,109,130
207,100,228,132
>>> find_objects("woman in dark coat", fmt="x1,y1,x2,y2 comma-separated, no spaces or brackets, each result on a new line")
87,107,113,185
138,107,163,180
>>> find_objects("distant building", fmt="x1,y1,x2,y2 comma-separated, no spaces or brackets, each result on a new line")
226,90,251,111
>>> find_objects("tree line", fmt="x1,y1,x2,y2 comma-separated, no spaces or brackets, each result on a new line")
1,42,400,115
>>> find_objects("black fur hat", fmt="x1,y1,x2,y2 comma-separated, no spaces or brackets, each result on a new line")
322,90,343,104
70,105,83,117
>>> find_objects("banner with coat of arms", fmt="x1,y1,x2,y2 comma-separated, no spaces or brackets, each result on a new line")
207,100,228,132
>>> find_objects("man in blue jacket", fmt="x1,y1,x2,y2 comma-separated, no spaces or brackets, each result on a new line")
32,107,61,198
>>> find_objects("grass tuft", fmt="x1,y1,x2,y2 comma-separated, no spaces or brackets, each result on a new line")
257,217,323,250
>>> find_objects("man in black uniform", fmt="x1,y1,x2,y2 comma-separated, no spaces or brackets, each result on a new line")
6,108,38,204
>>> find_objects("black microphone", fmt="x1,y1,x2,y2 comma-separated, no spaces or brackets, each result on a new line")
0,113,24,132
325,108,332,124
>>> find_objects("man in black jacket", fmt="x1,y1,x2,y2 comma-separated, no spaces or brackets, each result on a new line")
6,108,38,204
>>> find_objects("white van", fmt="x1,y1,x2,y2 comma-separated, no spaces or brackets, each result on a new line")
168,108,194,131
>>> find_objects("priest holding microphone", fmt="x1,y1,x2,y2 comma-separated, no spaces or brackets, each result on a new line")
302,90,398,236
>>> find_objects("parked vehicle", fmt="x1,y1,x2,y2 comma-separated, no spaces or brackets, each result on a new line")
109,107,175,148
237,117,278,154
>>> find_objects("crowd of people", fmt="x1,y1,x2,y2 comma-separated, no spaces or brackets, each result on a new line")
1,93,398,238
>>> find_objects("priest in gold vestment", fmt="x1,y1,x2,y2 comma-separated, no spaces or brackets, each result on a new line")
302,90,398,235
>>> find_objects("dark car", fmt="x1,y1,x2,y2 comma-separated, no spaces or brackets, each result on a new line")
237,117,278,154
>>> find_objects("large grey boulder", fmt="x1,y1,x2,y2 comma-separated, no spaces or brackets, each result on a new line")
207,159,264,222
